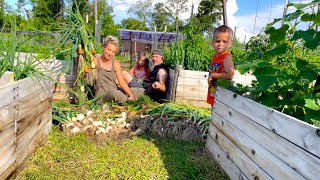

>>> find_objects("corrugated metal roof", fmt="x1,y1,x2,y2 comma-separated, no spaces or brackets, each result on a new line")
117,29,178,42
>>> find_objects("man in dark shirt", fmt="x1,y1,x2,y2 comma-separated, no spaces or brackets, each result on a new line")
143,49,169,102
123,49,169,102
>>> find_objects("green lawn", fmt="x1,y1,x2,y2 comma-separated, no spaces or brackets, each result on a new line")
17,125,228,180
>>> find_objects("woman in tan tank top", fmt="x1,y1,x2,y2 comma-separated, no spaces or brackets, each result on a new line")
93,35,135,103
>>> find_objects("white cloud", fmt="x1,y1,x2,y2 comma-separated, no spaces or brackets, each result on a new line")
228,0,313,43
111,0,313,42
226,0,286,43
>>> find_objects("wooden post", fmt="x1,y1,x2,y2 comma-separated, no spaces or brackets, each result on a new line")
94,0,98,41
170,65,181,102
222,0,228,26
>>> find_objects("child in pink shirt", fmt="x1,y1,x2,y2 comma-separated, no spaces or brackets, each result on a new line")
130,54,151,81
123,54,151,87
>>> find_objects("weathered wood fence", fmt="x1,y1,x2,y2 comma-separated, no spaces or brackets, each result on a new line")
0,72,53,179
170,65,255,108
206,87,320,179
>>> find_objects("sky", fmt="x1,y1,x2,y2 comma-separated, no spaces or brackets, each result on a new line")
6,0,312,42
109,0,310,42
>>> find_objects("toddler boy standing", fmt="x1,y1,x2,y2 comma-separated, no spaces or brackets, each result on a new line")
207,25,235,106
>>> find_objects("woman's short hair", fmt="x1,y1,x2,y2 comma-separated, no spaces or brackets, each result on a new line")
102,35,119,49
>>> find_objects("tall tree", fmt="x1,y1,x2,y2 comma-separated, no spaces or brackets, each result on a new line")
95,0,119,41
164,0,188,32
151,2,175,32
121,18,148,31
196,0,222,32
128,0,152,29
31,0,65,30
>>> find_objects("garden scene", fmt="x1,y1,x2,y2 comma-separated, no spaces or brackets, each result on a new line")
0,0,319,179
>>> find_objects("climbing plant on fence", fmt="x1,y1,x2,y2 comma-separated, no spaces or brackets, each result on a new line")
237,0,320,126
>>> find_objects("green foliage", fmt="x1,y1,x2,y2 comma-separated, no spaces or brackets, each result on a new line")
121,18,149,30
165,0,189,32
151,2,175,32
128,0,153,29
51,3,96,105
31,0,65,31
164,19,213,71
0,19,48,80
236,0,320,126
195,0,222,32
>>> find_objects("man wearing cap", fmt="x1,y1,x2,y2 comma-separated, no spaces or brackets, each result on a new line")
142,49,169,102
123,49,169,102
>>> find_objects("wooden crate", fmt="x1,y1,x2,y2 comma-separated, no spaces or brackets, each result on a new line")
0,72,53,179
206,87,320,179
171,66,255,108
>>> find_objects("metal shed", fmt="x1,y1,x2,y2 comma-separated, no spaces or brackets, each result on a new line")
117,29,178,57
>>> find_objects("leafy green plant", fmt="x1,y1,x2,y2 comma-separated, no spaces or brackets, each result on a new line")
164,19,213,71
51,2,97,105
0,19,49,80
237,0,320,126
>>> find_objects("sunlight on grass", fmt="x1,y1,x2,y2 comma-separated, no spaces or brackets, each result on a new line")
17,125,228,179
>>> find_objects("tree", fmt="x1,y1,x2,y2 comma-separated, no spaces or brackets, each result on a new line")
0,0,4,26
164,0,188,32
151,2,175,32
127,0,152,29
121,18,148,31
196,0,222,32
95,0,120,40
31,0,65,30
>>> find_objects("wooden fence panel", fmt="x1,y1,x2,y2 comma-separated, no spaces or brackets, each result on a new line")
206,87,320,179
173,68,255,108
206,136,248,180
215,87,320,158
0,76,53,179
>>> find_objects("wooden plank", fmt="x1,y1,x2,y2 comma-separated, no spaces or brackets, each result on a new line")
206,136,248,180
53,93,70,101
210,112,306,179
215,87,320,158
170,65,181,101
16,100,51,138
213,99,320,179
53,74,75,84
178,69,209,78
0,138,15,175
165,68,175,100
0,77,52,109
52,83,74,93
177,76,208,87
0,71,14,87
0,82,53,128
15,118,52,169
176,85,208,100
208,125,273,180
0,156,16,180
175,99,211,108
0,122,15,152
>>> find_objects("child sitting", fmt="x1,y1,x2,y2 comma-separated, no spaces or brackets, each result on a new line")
123,53,151,87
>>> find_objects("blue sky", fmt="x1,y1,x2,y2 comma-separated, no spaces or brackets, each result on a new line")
5,0,310,42
235,0,286,16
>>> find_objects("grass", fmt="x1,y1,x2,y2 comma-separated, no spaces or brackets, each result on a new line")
17,125,228,180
